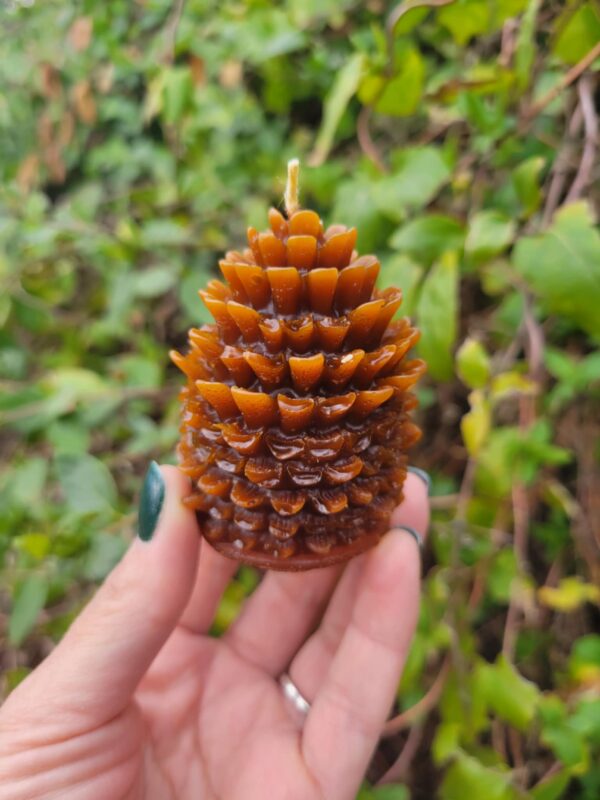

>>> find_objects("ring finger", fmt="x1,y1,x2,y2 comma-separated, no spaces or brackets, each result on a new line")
287,471,430,707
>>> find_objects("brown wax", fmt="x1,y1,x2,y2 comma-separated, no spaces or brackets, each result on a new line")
171,206,425,571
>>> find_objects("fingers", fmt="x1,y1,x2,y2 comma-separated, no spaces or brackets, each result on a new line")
301,528,422,799
224,565,342,675
390,470,430,535
5,465,201,728
289,472,430,701
178,540,240,635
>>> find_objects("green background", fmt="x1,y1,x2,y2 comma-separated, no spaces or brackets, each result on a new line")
1,1,599,797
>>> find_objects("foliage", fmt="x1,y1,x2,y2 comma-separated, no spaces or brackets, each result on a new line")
1,1,599,797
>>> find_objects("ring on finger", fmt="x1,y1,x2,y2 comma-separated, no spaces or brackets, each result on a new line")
279,672,311,715
390,525,424,554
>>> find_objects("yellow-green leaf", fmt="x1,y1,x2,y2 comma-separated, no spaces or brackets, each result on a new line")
456,338,491,389
461,390,491,456
538,577,600,612
309,53,365,166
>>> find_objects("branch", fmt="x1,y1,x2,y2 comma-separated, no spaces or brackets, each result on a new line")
357,106,388,173
542,103,583,227
382,656,451,737
523,40,600,122
378,723,424,785
502,295,544,661
565,75,598,202
163,0,187,63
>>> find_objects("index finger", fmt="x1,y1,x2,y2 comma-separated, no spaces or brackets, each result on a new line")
300,524,422,799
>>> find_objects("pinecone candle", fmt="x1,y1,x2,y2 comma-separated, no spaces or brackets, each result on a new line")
171,161,426,571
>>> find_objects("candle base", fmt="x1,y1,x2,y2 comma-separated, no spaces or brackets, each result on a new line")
207,528,385,571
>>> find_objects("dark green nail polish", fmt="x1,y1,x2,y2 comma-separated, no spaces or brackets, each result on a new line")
138,461,165,542
408,466,431,494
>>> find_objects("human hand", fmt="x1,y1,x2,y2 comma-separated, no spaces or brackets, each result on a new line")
0,464,429,800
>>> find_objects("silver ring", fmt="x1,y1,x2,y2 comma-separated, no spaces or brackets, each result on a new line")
279,672,311,715
392,525,424,553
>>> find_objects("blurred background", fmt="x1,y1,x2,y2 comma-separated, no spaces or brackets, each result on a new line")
1,1,599,797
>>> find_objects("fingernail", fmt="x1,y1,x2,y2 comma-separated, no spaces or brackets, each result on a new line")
391,526,424,553
407,466,431,494
138,461,165,542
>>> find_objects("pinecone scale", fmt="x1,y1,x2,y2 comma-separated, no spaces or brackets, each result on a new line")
172,205,426,570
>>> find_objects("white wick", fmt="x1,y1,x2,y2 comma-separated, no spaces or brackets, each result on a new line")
284,158,300,218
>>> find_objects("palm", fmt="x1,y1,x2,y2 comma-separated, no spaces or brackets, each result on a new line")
133,628,316,799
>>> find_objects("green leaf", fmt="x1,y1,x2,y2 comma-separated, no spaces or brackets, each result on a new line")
531,768,571,800
433,722,462,765
2,457,48,510
309,53,365,166
373,147,451,221
465,210,515,265
371,48,424,117
14,533,51,561
9,574,48,645
47,420,91,456
456,338,491,389
83,532,127,581
416,252,458,380
378,254,424,317
139,220,191,247
552,3,600,65
357,785,409,800
478,656,541,731
179,269,213,324
56,454,118,516
512,156,545,217
487,549,518,604
568,635,600,683
389,214,465,265
541,718,589,773
161,66,194,124
133,267,176,298
440,751,514,800
438,0,491,45
512,202,600,338
333,178,392,252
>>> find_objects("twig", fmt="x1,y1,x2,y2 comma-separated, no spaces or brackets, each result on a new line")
456,457,477,520
378,723,425,785
492,721,508,762
429,493,458,510
284,159,300,217
357,106,387,173
542,103,583,227
163,0,187,63
502,295,543,661
533,760,563,791
523,40,600,122
382,656,451,737
565,75,598,202
499,18,518,68
508,728,525,782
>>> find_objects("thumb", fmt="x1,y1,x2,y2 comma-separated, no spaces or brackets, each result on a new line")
7,463,201,727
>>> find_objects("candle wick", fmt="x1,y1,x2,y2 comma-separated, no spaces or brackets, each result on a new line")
285,158,300,218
